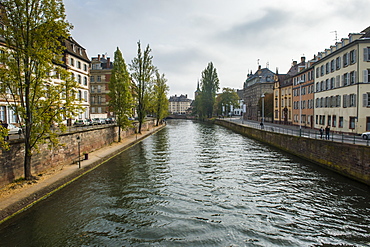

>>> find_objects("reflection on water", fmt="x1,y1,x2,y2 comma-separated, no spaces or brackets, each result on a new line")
0,120,369,246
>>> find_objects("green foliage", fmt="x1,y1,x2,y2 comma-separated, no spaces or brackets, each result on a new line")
0,0,79,179
194,62,220,118
108,47,135,141
153,70,169,126
130,41,155,133
215,87,240,116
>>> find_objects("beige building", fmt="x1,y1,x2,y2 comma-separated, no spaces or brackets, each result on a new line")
314,26,370,134
63,37,91,123
169,94,192,114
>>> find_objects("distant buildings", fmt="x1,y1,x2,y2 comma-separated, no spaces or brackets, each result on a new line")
169,94,192,114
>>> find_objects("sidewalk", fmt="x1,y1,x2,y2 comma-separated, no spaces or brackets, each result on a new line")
0,124,165,223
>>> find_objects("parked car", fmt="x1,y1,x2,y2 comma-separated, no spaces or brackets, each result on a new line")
85,119,93,126
7,123,22,135
105,118,115,124
74,119,89,126
92,118,106,125
361,131,370,140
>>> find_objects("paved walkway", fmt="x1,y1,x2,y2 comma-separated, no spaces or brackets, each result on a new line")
0,125,165,223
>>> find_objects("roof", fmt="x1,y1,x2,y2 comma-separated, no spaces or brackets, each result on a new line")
63,37,90,63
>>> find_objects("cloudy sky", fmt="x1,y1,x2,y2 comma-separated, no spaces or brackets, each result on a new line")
63,0,368,99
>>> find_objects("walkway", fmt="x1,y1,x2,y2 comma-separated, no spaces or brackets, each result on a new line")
0,125,165,223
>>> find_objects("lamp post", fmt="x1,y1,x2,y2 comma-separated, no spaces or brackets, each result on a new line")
76,135,81,168
261,93,265,127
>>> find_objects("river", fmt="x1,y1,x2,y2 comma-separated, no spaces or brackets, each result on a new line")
0,119,369,246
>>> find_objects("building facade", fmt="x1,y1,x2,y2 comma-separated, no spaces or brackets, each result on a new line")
90,54,113,118
314,27,370,134
243,65,275,121
169,94,192,114
63,37,91,122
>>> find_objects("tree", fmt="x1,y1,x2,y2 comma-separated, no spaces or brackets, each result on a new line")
152,70,169,126
215,87,239,116
130,41,155,134
0,0,80,180
108,47,135,142
197,62,220,118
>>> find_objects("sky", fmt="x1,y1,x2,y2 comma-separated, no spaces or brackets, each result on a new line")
63,0,369,100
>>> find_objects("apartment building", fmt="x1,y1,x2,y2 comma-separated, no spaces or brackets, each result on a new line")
314,27,370,134
63,37,91,123
169,94,192,114
292,58,316,128
90,54,113,118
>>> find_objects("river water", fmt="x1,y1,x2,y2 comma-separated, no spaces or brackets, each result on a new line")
0,120,369,246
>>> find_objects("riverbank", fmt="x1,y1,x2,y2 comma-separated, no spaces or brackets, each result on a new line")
0,124,165,224
215,119,370,186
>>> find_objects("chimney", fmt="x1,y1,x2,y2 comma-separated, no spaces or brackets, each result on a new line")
292,61,297,66
107,57,110,67
301,57,306,63
102,54,105,59
98,54,100,61
258,65,261,70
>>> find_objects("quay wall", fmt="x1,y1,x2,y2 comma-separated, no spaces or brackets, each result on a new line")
215,119,370,186
0,120,155,187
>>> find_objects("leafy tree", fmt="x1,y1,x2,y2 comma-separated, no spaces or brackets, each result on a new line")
215,87,239,116
108,47,135,142
130,41,155,134
0,0,81,180
152,70,169,126
197,62,220,118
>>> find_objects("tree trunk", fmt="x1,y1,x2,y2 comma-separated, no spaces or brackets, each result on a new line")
118,126,121,142
24,144,33,180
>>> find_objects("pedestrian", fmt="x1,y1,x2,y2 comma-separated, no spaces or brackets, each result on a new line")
325,125,330,140
319,127,324,139
260,121,264,129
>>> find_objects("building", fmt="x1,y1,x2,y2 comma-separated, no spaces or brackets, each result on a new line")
243,65,275,121
313,26,370,134
233,89,245,116
169,94,192,114
63,37,91,123
292,57,317,128
90,54,113,118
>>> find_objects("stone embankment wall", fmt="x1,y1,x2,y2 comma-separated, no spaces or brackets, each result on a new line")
0,120,155,187
215,119,370,186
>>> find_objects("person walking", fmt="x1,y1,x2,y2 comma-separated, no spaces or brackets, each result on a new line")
319,127,324,139
325,125,330,140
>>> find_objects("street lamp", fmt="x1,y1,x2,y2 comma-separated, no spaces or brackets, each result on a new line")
76,135,81,168
261,93,265,127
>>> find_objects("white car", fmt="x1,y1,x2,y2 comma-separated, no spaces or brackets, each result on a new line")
7,123,22,135
361,132,370,140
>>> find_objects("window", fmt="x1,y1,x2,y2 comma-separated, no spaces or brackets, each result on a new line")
0,106,5,121
90,76,94,82
343,73,349,86
339,117,343,128
84,76,87,86
316,82,320,92
330,77,335,89
349,50,356,64
336,75,341,88
349,94,356,107
84,64,88,71
91,96,95,104
330,60,335,72
332,115,337,127
316,68,320,78
328,115,331,126
77,74,81,84
364,69,370,83
363,93,370,107
326,62,329,74
97,85,101,93
84,91,88,102
343,53,349,66
326,79,330,90
97,76,101,82
78,90,82,101
363,47,370,61
343,94,348,108
349,117,356,129
70,58,74,66
336,57,341,70
320,65,324,76
350,71,356,84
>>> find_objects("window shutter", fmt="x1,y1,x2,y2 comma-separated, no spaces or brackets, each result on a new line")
341,75,344,86
363,93,368,107
364,48,369,61
338,95,341,107
354,50,357,62
364,70,369,83
354,71,356,83
353,94,356,107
